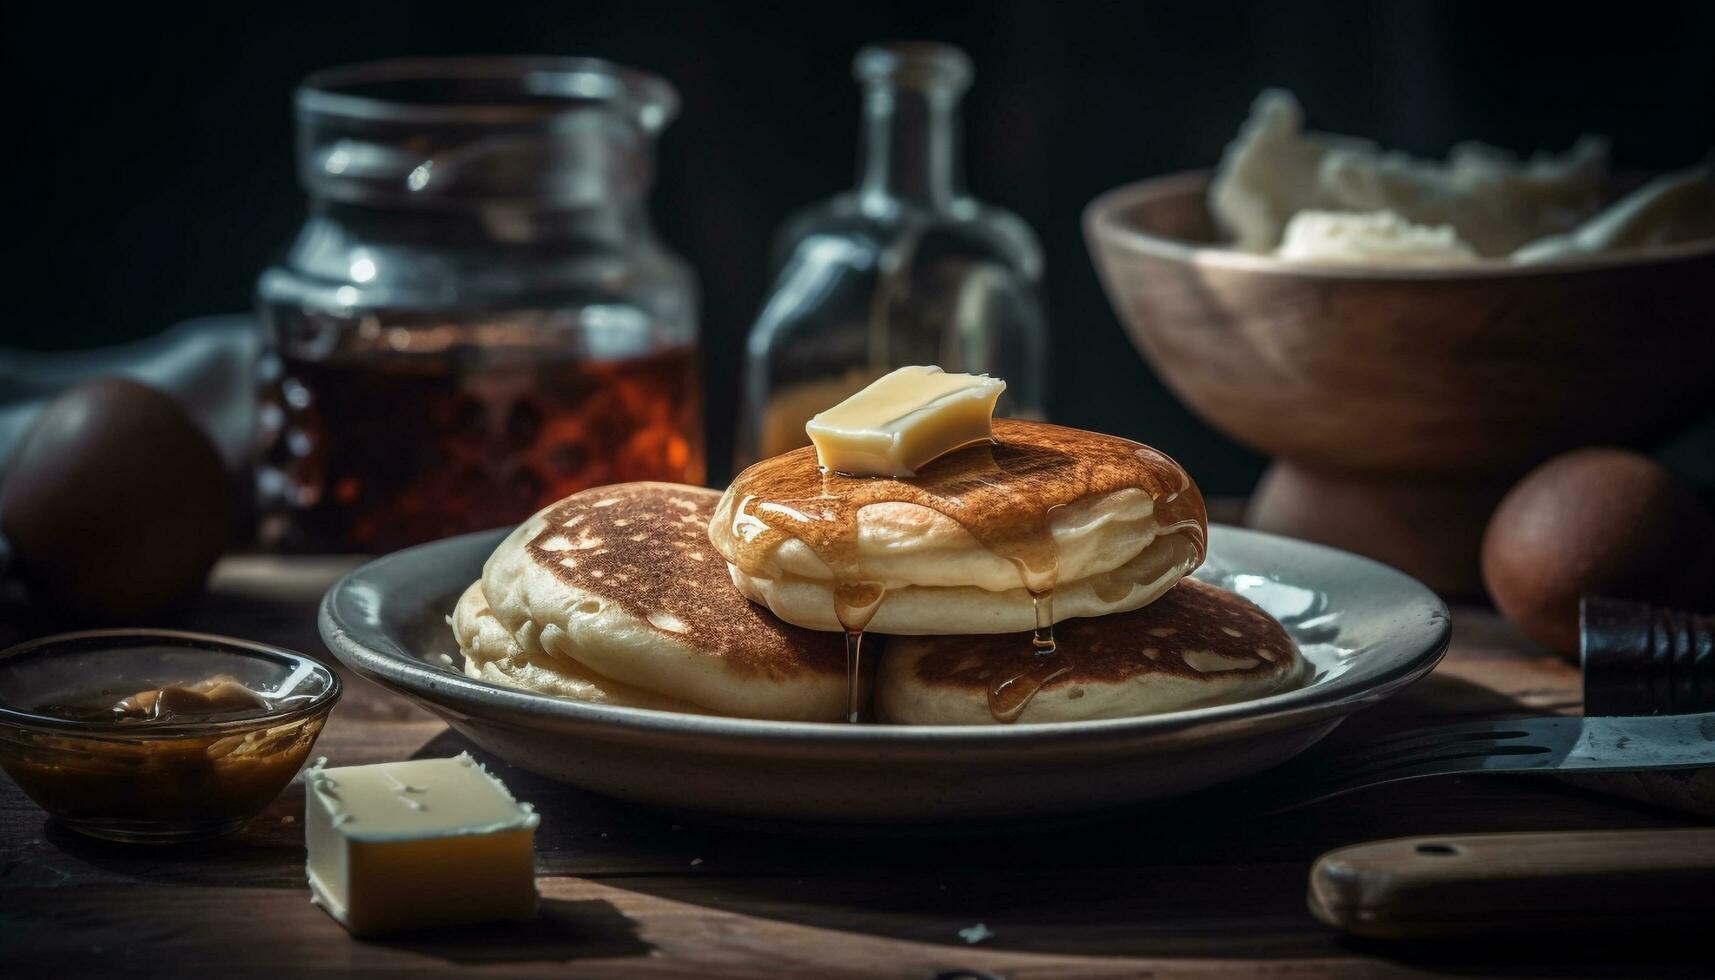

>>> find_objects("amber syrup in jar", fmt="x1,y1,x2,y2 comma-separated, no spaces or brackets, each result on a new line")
257,312,702,552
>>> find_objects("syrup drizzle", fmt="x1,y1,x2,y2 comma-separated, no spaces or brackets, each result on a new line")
1028,588,1056,653
833,580,885,723
987,586,1064,720
843,632,863,722
987,655,1074,723
723,420,1206,723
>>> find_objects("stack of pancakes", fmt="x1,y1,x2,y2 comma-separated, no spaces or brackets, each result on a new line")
454,421,1305,724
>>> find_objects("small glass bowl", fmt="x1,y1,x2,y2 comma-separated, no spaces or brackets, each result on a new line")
0,629,341,843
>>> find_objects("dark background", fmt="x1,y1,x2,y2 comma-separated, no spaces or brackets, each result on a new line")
4,0,1713,492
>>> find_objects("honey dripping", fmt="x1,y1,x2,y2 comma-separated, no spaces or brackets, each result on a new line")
987,656,1074,723
833,581,885,723
1030,588,1055,652
724,420,1207,724
964,538,1061,719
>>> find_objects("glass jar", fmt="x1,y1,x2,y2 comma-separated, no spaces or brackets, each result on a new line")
257,57,702,553
738,42,1048,465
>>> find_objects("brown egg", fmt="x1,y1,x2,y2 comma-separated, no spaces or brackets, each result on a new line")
0,378,229,621
1481,447,1715,655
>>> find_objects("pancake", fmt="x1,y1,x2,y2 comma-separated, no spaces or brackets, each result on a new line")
876,577,1305,724
709,419,1207,635
453,482,852,721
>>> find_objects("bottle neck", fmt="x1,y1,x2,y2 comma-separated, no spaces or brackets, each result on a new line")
857,83,964,212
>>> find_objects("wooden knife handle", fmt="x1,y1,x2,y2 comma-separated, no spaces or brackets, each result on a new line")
1308,829,1715,939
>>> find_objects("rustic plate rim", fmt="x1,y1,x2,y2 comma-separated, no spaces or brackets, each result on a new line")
318,522,1450,746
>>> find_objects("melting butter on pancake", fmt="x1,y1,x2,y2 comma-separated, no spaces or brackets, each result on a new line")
709,419,1207,635
876,578,1305,724
453,483,852,721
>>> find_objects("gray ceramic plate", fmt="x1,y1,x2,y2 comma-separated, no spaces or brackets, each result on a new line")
319,524,1448,826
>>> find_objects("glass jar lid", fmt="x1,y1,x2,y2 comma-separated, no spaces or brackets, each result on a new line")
296,56,679,209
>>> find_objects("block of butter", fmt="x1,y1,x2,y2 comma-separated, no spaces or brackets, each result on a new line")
805,365,1006,477
304,754,540,936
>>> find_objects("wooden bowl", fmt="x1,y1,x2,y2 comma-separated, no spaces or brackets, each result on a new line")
1085,171,1715,593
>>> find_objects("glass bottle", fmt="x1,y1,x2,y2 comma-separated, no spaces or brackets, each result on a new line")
256,57,702,552
738,42,1048,464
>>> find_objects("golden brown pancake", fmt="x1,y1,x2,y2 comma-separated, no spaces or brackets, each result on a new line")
709,419,1207,635
453,483,853,721
876,577,1305,724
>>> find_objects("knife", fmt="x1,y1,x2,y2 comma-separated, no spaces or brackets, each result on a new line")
1308,828,1715,938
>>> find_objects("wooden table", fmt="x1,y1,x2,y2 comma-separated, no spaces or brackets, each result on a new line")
1,556,1708,978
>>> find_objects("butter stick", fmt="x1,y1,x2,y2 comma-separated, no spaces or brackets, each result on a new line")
806,366,1006,477
304,754,539,936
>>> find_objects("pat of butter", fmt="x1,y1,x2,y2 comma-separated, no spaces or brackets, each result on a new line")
304,754,539,936
806,365,1006,477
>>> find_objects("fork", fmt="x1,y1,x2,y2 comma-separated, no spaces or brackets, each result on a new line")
1237,711,1715,813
